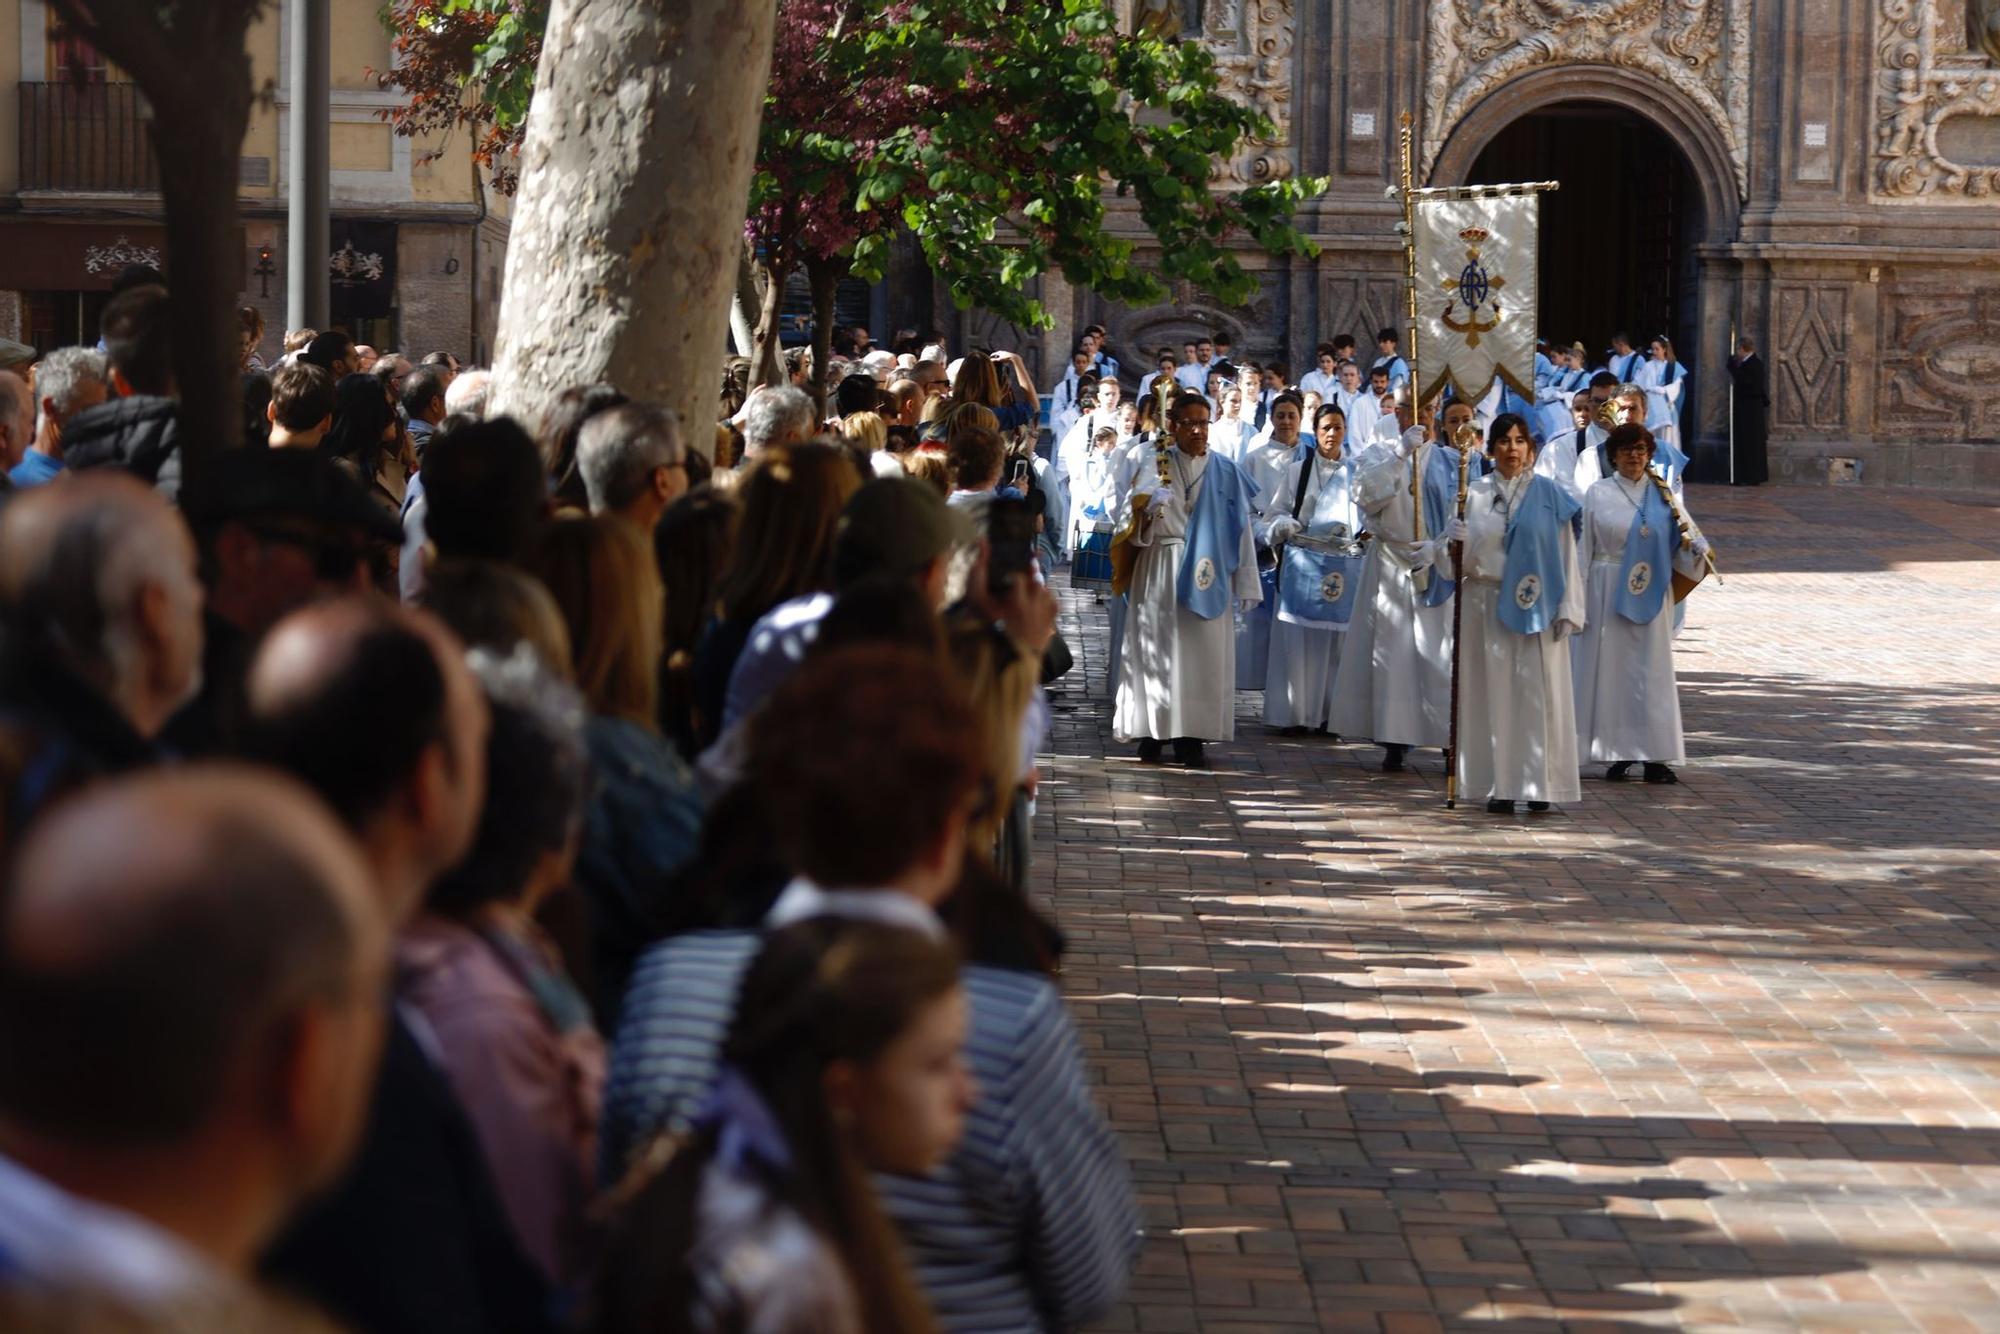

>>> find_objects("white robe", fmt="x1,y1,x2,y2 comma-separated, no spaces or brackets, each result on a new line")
1240,439,1302,511
1636,359,1686,448
1297,368,1340,402
1060,409,1125,548
1210,416,1256,464
1114,447,1262,742
1232,437,1303,688
1260,452,1363,729
1332,387,1383,451
1328,440,1460,749
1101,433,1164,698
1535,371,1588,443
1456,471,1586,804
1539,424,1618,501
1174,361,1217,394
1571,476,1700,763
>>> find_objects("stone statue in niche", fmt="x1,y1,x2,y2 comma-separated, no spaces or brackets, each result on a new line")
1976,0,2000,61
1131,0,1182,40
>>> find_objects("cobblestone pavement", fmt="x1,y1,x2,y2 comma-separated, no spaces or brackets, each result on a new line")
1032,484,2000,1332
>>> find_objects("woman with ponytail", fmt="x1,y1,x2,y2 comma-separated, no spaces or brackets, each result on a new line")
590,919,973,1334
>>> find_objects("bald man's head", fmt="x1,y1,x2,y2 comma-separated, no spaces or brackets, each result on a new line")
0,765,384,1172
241,598,488,919
0,471,204,737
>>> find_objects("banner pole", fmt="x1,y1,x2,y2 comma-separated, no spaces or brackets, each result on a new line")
1728,318,1737,485
1398,112,1427,598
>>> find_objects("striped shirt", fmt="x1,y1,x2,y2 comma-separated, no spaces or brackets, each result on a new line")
602,931,1139,1332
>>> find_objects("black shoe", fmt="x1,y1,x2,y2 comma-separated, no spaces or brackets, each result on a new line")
1136,738,1163,763
1643,763,1679,785
1526,801,1551,813
1605,762,1633,782
1173,738,1208,769
1381,744,1409,772
1276,725,1308,737
1486,798,1513,814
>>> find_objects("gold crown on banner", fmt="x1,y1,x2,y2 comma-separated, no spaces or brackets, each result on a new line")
1457,226,1490,244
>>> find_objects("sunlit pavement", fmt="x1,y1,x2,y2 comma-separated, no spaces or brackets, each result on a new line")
1034,484,2000,1332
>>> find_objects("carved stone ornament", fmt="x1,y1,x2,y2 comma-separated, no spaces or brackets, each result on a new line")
1204,0,1296,185
1874,0,2000,199
1423,0,1751,200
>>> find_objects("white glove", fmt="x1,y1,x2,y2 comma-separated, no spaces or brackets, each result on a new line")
1394,425,1426,459
1402,538,1440,571
1691,535,1711,559
1235,597,1261,614
1443,517,1468,544
1267,515,1302,545
1553,618,1582,642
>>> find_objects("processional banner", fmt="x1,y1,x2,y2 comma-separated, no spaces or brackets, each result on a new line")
1412,192,1539,405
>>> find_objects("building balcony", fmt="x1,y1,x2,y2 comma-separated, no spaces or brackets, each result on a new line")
17,81,160,194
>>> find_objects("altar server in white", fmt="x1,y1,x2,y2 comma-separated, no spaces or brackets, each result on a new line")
1331,361,1383,451
1455,412,1587,814
1236,391,1310,687
1636,335,1688,450
1606,331,1646,385
1329,402,1472,771
1115,394,1263,768
1534,342,1592,443
1259,403,1367,732
1572,422,1709,785
1535,389,1594,500
1211,385,1256,463
1297,344,1341,403
1242,392,1310,505
1049,346,1095,440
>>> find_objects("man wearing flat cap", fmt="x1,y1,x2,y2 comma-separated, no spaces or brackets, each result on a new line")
161,447,402,754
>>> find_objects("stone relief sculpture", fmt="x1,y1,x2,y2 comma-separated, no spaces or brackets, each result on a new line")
1874,0,2000,199
1977,0,2000,62
1204,0,1296,183
1422,0,1752,200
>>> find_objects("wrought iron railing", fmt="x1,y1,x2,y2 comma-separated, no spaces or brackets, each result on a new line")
17,82,160,192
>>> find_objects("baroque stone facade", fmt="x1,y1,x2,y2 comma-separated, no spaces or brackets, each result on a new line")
1422,0,1753,200
985,0,2000,489
1875,0,2000,198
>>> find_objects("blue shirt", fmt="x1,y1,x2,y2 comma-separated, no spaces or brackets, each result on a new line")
604,931,1140,1332
8,452,63,488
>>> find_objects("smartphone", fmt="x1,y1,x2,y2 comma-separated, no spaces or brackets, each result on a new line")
986,495,1039,595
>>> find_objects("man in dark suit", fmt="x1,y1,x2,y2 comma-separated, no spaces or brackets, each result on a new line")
1728,336,1769,486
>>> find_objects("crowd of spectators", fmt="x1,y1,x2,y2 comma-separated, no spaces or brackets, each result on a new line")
0,280,1133,1333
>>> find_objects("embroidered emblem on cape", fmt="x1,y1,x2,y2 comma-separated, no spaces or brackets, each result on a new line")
1626,560,1653,597
1513,572,1542,611
1319,570,1346,603
1193,557,1217,592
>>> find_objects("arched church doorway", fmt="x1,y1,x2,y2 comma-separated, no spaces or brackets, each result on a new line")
1466,101,1704,372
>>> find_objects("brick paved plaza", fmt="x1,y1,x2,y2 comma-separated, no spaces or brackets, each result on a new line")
1035,484,2000,1332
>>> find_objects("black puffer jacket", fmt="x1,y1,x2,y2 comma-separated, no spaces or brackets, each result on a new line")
63,394,182,499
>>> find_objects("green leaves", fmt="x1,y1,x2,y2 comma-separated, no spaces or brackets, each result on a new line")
388,0,1325,323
